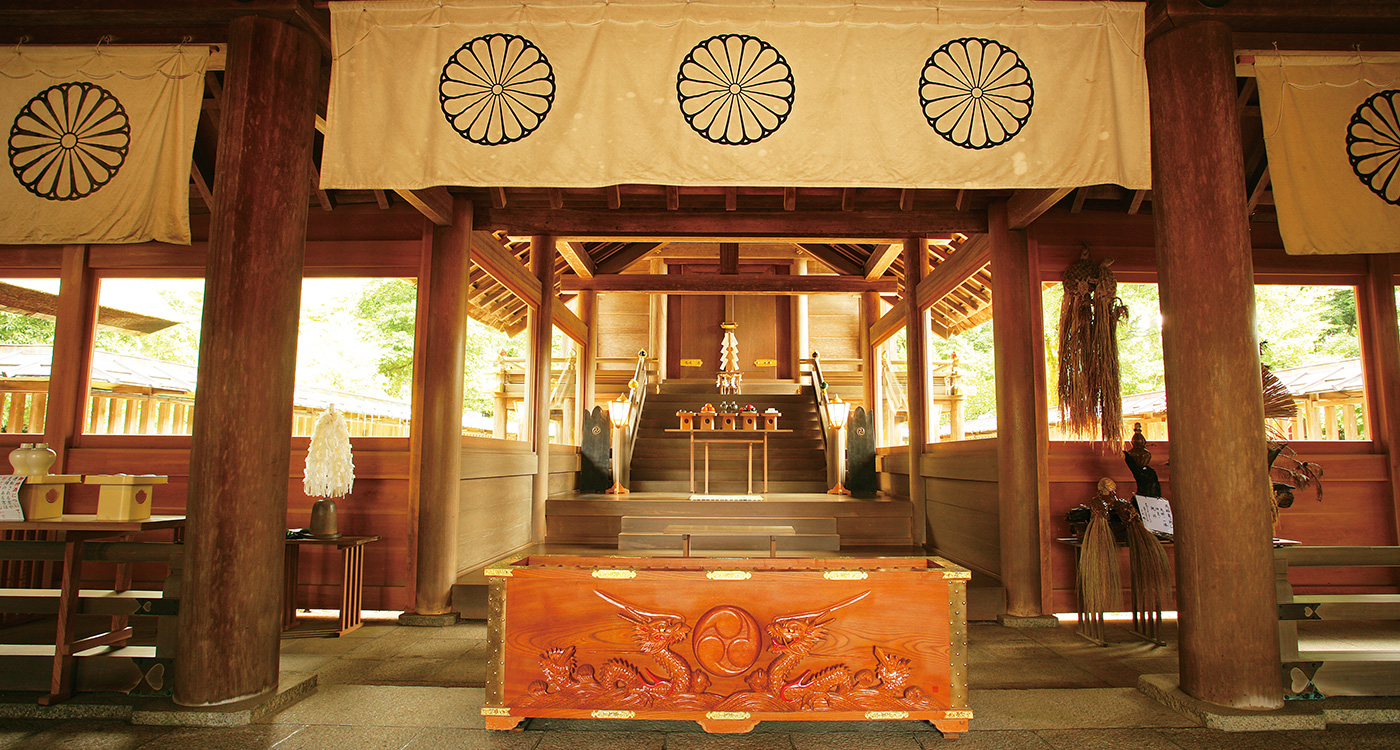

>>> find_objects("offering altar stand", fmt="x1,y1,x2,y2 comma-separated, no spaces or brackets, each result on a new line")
481,555,970,735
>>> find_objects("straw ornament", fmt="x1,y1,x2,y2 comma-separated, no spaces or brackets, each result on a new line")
1057,247,1128,450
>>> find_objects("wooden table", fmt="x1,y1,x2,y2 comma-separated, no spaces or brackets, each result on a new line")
662,524,795,557
0,515,185,704
665,428,791,495
283,535,379,637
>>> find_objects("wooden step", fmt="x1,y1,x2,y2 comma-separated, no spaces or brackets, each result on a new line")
618,532,841,553
620,516,838,534
629,480,830,493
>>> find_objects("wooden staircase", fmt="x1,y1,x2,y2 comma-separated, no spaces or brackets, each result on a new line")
628,381,828,494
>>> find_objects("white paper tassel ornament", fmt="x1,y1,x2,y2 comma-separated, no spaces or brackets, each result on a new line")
304,405,355,498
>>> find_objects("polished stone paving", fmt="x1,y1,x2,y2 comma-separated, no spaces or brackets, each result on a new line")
0,617,1395,748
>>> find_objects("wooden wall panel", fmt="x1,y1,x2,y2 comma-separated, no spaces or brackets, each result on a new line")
1046,440,1394,613
922,440,1000,579
808,294,860,362
596,292,649,361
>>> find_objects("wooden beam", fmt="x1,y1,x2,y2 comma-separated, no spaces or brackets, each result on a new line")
900,189,916,211
903,238,927,545
490,186,508,209
725,187,738,211
842,189,855,212
479,209,987,239
399,186,454,227
783,187,797,211
870,299,906,346
556,240,596,280
955,189,971,212
563,274,897,295
190,162,214,212
1248,166,1271,215
548,188,564,209
1127,190,1147,215
719,243,738,274
594,242,659,275
915,235,990,313
1006,187,1074,230
797,243,863,276
666,185,680,211
1070,189,1087,214
864,243,901,280
552,297,587,345
373,189,390,210
607,185,622,209
529,234,555,538
470,231,542,306
309,164,333,212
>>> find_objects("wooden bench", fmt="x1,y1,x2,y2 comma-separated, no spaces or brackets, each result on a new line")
1275,545,1400,699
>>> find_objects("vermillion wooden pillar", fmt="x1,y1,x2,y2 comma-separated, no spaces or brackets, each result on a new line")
44,245,98,472
1148,21,1282,709
530,235,556,540
989,201,1046,617
903,238,928,544
408,200,472,617
1357,255,1400,543
862,291,881,440
175,16,318,707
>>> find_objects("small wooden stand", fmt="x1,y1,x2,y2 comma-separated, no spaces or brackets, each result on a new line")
17,475,80,520
283,535,380,636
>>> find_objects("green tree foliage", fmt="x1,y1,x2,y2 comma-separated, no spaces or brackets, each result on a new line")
352,278,526,415
0,313,55,344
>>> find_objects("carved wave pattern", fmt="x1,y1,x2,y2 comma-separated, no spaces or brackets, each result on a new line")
515,592,940,713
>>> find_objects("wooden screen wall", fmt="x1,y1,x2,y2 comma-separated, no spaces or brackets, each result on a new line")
0,205,582,613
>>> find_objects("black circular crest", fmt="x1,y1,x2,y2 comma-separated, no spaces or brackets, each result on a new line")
9,81,129,201
1346,89,1400,205
677,34,794,146
440,33,555,146
919,38,1034,150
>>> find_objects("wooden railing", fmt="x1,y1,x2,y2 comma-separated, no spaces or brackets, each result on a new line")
624,349,648,459
809,351,832,452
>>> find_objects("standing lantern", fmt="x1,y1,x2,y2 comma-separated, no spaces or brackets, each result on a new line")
304,404,355,539
606,395,631,494
826,393,851,496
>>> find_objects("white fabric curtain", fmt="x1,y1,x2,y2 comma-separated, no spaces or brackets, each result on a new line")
1255,53,1400,255
0,45,208,245
321,0,1149,191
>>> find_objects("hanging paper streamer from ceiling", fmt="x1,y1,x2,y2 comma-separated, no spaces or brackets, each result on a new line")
0,45,207,244
321,0,1149,191
1255,54,1400,254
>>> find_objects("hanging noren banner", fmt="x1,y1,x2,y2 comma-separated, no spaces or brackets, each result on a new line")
0,45,208,245
1256,53,1400,255
321,0,1149,192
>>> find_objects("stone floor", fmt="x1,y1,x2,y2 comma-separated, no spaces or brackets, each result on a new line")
0,616,1395,749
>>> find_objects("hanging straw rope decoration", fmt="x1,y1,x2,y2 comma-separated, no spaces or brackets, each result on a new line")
304,404,355,498
1078,478,1121,618
1057,247,1128,450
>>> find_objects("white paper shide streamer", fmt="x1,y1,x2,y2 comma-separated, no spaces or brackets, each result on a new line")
304,405,355,498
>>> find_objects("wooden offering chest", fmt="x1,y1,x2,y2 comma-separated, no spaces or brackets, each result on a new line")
482,555,971,735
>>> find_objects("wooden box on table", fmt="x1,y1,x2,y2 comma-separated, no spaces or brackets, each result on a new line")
481,555,971,735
